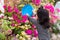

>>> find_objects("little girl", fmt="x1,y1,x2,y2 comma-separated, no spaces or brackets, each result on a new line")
27,6,50,40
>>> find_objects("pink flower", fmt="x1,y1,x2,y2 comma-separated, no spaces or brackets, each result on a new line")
21,19,26,23
25,29,32,35
56,8,60,12
33,30,38,37
22,15,28,20
8,6,12,12
8,6,11,9
11,23,15,27
3,5,7,9
7,29,12,34
21,15,28,23
8,9,12,12
44,3,54,13
32,24,36,29
32,0,41,6
14,7,19,13
12,14,18,20
16,19,21,24
50,14,58,24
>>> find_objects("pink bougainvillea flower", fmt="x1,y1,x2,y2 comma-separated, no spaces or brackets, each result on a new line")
44,3,54,13
7,6,12,12
32,0,41,6
8,8,12,12
25,29,32,35
22,15,27,23
56,8,60,12
11,23,15,27
12,14,18,20
16,19,21,24
58,16,60,20
8,6,11,9
14,7,19,13
50,18,57,24
33,30,38,37
32,24,36,29
22,15,28,20
3,5,7,9
21,19,26,23
21,15,28,23
50,14,58,24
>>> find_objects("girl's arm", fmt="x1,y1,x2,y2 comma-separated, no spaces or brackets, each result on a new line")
28,16,38,25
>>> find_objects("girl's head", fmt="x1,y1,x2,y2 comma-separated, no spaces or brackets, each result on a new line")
37,6,50,29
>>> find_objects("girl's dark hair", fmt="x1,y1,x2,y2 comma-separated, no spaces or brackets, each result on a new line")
37,6,50,29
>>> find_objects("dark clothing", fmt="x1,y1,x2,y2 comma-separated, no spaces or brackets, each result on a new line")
28,17,50,40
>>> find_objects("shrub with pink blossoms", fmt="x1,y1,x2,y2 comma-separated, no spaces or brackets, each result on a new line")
0,5,38,40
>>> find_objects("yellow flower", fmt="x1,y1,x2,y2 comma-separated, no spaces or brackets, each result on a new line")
25,24,28,27
19,36,23,40
19,36,26,40
22,37,26,40
16,34,19,38
20,26,25,29
25,35,31,38
28,25,31,28
21,31,26,36
24,26,28,30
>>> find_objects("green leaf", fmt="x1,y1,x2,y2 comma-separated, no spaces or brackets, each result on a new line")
0,33,6,40
2,20,10,31
5,12,12,17
13,28,23,34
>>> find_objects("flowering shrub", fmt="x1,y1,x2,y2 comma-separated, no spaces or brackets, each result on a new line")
0,5,38,40
51,12,60,34
44,3,60,34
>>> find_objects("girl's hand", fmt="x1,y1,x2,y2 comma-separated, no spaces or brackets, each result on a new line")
26,13,29,16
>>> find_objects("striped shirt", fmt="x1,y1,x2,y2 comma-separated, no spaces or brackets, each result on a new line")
28,17,50,40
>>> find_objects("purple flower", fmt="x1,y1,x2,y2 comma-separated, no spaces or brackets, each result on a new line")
25,29,32,35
